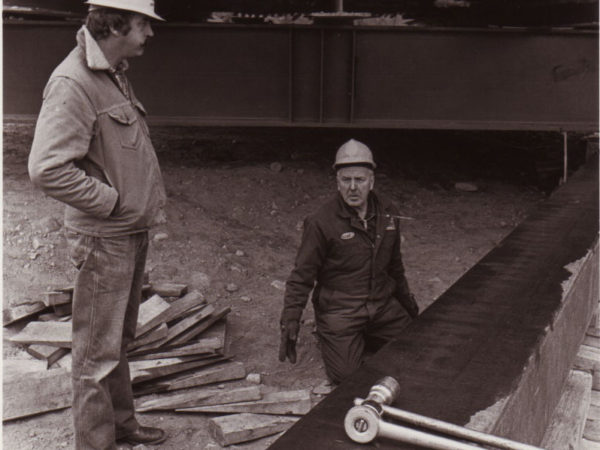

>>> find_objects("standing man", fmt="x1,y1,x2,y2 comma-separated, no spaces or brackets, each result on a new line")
279,139,419,384
28,1,167,448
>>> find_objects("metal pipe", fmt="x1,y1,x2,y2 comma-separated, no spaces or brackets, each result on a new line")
354,397,544,450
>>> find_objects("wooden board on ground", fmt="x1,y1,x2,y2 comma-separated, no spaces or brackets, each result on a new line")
3,359,47,377
168,306,230,347
26,344,70,368
130,355,228,384
3,301,48,326
128,323,169,352
162,304,215,345
129,337,223,360
44,291,71,307
574,346,600,371
178,389,312,415
164,361,245,392
585,334,600,349
151,283,188,297
135,294,170,338
135,385,261,412
209,413,298,447
541,370,592,449
584,418,600,442
9,321,71,347
3,367,72,421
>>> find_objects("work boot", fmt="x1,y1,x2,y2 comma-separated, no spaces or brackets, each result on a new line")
118,426,167,446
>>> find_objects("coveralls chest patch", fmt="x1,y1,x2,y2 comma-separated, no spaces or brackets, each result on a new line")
340,232,355,240
385,216,396,231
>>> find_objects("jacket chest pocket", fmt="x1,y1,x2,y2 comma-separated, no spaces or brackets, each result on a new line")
108,106,143,150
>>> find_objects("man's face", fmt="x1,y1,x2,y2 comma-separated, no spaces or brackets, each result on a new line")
336,166,374,211
117,14,154,59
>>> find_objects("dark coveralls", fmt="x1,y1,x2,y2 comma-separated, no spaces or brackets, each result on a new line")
281,191,417,383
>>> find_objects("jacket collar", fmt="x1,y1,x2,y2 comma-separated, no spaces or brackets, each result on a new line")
76,26,129,73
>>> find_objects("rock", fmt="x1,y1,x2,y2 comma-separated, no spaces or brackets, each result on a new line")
270,162,283,172
454,182,479,192
235,250,245,257
32,237,42,250
35,216,62,234
190,272,211,290
246,373,261,384
241,296,252,303
153,232,169,241
153,264,179,279
271,280,286,291
225,283,239,293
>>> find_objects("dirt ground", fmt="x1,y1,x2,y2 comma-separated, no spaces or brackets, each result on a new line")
3,123,551,449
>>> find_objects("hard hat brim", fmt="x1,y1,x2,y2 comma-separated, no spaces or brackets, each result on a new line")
86,0,165,21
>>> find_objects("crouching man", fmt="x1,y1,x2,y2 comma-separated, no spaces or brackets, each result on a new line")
279,139,419,384
28,1,167,447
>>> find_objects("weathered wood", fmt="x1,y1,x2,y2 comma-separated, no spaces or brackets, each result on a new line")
541,370,592,449
574,346,600,372
164,361,246,392
209,413,298,447
135,294,170,338
127,323,169,352
44,291,71,307
129,337,223,360
584,418,600,442
3,367,72,420
162,304,215,345
135,385,261,412
585,334,600,349
179,389,312,415
151,283,188,298
582,438,600,449
3,359,47,377
588,327,600,339
592,390,600,407
3,301,48,326
130,355,227,384
26,344,70,368
53,302,72,317
167,306,230,346
9,321,71,347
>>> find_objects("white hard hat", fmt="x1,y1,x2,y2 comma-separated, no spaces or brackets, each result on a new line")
333,139,376,170
86,0,165,21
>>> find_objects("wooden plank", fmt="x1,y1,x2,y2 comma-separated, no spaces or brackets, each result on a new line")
585,334,600,349
541,370,592,449
3,359,47,377
178,389,312,415
130,355,227,384
26,344,70,368
592,390,600,407
128,337,223,360
574,346,600,371
3,367,72,420
584,418,600,442
135,385,261,412
44,291,71,307
582,438,600,449
3,301,48,326
53,302,72,317
135,294,170,338
162,304,215,345
127,323,168,352
209,413,298,447
9,321,71,347
167,306,230,346
588,327,600,339
151,283,188,297
164,361,246,392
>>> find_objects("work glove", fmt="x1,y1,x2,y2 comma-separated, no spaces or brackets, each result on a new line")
278,320,300,363
400,293,419,319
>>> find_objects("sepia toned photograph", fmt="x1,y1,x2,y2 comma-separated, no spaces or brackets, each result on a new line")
2,0,599,448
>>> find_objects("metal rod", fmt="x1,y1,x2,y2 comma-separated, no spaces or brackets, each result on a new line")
378,420,486,450
354,398,544,450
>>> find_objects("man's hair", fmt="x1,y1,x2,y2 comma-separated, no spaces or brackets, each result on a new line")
86,7,133,41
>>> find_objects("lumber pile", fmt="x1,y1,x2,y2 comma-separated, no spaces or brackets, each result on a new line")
3,282,233,420
543,323,600,449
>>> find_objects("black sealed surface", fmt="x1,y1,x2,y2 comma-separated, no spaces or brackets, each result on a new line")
269,154,598,449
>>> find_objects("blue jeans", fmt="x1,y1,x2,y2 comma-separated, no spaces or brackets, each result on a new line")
66,231,148,450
